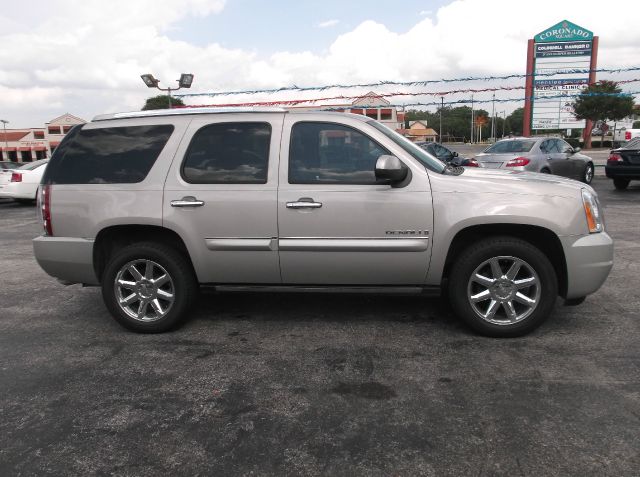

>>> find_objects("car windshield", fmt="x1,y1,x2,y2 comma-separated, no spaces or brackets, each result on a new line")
18,159,48,171
1,162,20,170
484,140,536,154
367,121,445,173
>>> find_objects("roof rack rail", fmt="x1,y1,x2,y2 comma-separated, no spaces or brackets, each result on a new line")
92,106,287,121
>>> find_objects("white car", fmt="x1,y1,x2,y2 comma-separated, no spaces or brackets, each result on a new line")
0,159,48,202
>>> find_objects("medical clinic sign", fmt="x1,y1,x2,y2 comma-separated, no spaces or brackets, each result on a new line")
523,20,598,135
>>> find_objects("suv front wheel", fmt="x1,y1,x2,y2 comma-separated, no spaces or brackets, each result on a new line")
102,242,197,333
449,237,558,337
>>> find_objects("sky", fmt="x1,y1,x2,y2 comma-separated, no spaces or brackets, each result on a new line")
1,0,639,127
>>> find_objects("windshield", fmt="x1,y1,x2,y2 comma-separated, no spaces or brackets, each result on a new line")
484,140,536,154
18,159,48,171
1,161,20,170
367,121,446,173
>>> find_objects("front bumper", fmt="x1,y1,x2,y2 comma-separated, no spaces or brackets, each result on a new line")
605,165,640,180
33,236,99,285
561,232,613,299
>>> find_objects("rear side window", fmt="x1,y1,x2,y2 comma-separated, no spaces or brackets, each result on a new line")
44,125,173,184
182,122,271,184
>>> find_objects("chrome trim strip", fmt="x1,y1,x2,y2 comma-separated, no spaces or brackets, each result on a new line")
279,237,429,252
205,238,277,251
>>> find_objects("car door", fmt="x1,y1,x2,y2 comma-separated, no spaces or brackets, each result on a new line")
277,115,433,285
542,139,571,176
163,114,284,284
557,139,582,179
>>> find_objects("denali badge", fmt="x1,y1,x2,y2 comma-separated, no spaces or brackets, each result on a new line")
385,230,429,236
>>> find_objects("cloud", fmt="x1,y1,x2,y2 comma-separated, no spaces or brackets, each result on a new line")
419,10,432,15
1,0,640,127
317,19,340,28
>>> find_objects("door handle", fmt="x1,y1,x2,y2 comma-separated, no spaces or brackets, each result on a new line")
171,196,205,207
286,197,323,209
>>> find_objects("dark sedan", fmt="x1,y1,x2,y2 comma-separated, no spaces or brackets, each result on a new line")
606,137,640,190
415,142,475,167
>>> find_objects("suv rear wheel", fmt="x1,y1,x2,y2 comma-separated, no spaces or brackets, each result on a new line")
102,242,197,333
449,237,558,337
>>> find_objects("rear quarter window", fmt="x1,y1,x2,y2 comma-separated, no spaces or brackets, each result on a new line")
43,125,174,184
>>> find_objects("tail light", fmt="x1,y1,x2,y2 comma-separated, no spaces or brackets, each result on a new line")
608,153,623,164
465,158,480,167
40,185,53,236
11,172,22,182
625,131,632,141
506,157,531,167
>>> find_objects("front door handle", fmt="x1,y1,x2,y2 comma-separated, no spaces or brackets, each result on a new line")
286,197,323,209
171,196,205,207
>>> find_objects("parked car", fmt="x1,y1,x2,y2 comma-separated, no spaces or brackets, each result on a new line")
415,142,476,167
613,120,640,145
473,137,595,183
33,108,612,337
0,159,48,203
606,137,640,190
0,161,20,171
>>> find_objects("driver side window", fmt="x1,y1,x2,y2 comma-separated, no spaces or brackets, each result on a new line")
289,122,390,184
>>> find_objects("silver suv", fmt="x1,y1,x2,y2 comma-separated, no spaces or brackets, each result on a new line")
33,108,613,337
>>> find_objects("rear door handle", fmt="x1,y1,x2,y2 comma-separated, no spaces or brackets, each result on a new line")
171,196,205,207
286,197,323,209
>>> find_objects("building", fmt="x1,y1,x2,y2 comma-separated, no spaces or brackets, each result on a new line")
398,120,439,142
289,91,405,132
0,113,86,163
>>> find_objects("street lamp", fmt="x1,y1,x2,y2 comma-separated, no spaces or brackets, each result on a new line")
140,73,194,109
1,119,8,151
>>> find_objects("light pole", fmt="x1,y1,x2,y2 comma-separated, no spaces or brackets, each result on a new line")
1,119,8,150
140,73,194,109
439,96,443,143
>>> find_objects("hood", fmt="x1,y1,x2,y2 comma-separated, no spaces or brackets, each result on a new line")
431,167,589,199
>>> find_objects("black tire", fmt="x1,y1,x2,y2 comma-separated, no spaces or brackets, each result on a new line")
540,168,551,174
582,163,594,184
448,236,558,337
101,242,197,333
613,178,630,190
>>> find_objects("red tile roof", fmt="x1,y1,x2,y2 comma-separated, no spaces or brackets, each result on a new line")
0,131,29,141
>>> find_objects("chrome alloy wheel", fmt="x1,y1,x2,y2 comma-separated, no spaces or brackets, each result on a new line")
467,256,541,325
114,259,175,322
585,164,594,183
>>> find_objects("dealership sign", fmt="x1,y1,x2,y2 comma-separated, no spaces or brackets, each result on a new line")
525,20,596,131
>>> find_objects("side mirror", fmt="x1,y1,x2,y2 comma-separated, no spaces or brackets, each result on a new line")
375,155,408,183
452,151,459,157
573,147,581,153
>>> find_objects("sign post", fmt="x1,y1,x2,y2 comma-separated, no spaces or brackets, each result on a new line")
523,20,598,141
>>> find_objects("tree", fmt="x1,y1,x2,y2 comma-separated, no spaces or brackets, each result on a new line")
573,81,634,148
142,94,185,110
505,107,524,136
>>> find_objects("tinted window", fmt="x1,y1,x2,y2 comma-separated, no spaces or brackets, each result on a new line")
182,123,270,184
44,125,173,184
289,122,389,184
485,140,536,154
556,139,572,153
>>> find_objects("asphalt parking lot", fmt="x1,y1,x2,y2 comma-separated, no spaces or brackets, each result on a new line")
1,178,639,476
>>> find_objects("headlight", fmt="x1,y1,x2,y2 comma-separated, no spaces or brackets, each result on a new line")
582,189,603,233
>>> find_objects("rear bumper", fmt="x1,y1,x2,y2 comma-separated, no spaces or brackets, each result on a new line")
561,232,613,299
33,236,99,285
605,165,640,179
